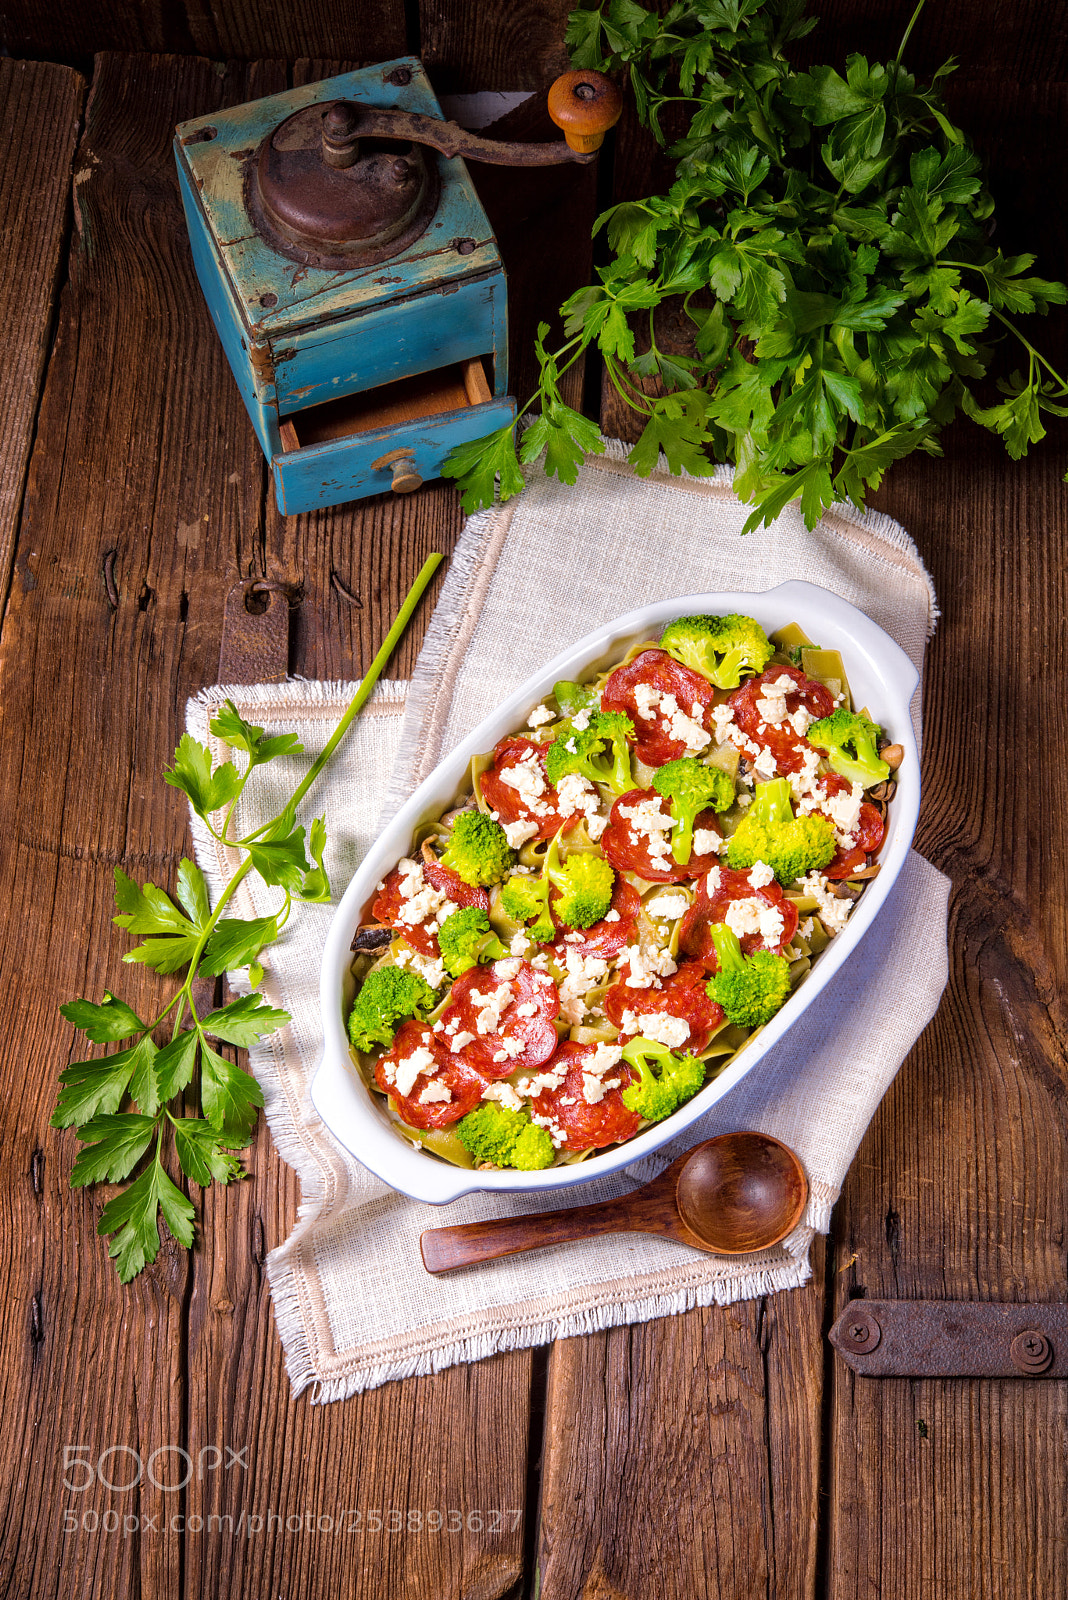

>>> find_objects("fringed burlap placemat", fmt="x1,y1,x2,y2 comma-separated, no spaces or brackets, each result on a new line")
188,450,949,1401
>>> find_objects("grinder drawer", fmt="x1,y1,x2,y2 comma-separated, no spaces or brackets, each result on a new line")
271,358,514,515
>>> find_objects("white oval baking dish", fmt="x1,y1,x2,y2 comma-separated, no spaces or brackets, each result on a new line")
313,580,920,1204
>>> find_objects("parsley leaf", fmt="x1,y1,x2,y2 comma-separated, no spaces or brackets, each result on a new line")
164,734,243,817
97,1151,195,1283
60,991,146,1043
199,1040,264,1144
200,994,290,1048
71,1113,157,1187
171,1115,245,1187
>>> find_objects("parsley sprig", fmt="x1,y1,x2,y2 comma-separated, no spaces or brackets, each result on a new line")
444,0,1068,530
54,556,443,1282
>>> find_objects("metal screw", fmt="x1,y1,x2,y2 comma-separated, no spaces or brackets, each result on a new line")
1010,1330,1053,1374
455,238,476,256
387,66,412,86
574,81,597,101
259,293,277,308
843,1307,881,1354
391,158,411,184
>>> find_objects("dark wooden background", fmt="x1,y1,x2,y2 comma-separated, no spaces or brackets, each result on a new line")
0,3,1065,1596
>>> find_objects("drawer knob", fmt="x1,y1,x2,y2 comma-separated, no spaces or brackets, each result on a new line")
371,448,422,494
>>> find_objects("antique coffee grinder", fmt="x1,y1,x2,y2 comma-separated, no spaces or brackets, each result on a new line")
174,59,620,514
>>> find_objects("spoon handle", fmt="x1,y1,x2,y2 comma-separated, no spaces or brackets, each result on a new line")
420,1192,672,1274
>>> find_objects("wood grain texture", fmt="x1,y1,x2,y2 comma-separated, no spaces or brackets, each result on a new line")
0,51,283,1600
419,0,572,93
535,1258,826,1599
0,60,84,601
0,2,405,64
822,81,1068,1597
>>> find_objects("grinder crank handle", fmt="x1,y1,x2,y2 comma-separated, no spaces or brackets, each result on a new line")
546,70,624,153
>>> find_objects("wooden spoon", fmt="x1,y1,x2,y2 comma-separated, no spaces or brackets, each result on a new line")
419,1131,808,1274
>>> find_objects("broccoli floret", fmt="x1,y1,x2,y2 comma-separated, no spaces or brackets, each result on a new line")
652,757,734,864
705,924,793,1028
456,1103,555,1169
553,679,600,718
437,906,508,978
500,872,555,943
544,709,636,798
659,612,774,689
726,776,836,884
546,850,610,930
501,831,615,937
347,964,436,1053
806,707,891,788
620,1036,707,1123
439,808,517,887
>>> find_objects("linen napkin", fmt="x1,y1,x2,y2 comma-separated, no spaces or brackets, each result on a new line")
187,448,950,1401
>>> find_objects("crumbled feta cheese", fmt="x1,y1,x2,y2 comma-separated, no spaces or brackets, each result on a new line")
448,1030,475,1053
657,691,711,754
393,1045,436,1098
603,908,620,922
752,744,780,781
394,945,446,990
527,703,554,728
509,930,530,957
619,1008,690,1048
748,860,777,890
581,1041,625,1103
558,949,610,1025
693,827,720,857
492,1037,526,1063
529,951,550,971
634,682,661,720
586,813,609,842
503,818,539,849
499,749,551,816
469,983,514,1034
788,705,815,738
618,795,675,859
818,780,865,845
529,1109,567,1147
481,1080,524,1111
493,958,523,980
418,1079,453,1105
724,896,785,948
704,865,721,893
555,771,602,833
572,707,592,731
515,1001,539,1017
645,890,689,921
711,703,736,742
522,1062,568,1094
799,872,853,934
618,942,676,989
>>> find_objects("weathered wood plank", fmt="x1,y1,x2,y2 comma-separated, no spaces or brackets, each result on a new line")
174,53,538,1600
0,60,84,604
0,2,406,65
0,52,283,1600
823,78,1068,1599
536,1259,826,1599
419,0,572,93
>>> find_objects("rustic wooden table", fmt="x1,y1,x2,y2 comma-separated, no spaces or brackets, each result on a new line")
1,5,1066,1596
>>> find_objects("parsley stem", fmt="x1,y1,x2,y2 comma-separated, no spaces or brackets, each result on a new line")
285,553,443,818
895,0,927,65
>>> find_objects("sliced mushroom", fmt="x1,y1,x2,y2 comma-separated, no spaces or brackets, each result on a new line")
350,924,393,953
878,743,904,771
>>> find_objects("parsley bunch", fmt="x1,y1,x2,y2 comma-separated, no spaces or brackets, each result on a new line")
54,556,442,1282
444,0,1068,531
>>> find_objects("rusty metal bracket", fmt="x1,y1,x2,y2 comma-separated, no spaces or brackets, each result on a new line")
829,1300,1068,1377
218,580,292,684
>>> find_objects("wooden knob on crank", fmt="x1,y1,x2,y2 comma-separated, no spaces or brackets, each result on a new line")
371,448,422,494
547,70,623,154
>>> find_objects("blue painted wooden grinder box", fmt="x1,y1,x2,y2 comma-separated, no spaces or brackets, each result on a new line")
173,57,620,514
